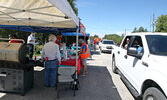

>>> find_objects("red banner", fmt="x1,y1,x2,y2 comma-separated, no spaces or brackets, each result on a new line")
79,22,86,36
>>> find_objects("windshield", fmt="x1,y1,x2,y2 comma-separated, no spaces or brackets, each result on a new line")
103,41,114,44
146,35,167,56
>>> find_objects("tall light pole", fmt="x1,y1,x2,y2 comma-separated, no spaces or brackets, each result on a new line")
153,13,155,32
152,13,157,33
150,16,152,32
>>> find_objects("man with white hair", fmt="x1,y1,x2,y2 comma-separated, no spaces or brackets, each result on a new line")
41,34,61,87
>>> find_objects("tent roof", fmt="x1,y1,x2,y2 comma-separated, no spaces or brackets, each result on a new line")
0,0,79,28
0,25,77,33
62,32,90,36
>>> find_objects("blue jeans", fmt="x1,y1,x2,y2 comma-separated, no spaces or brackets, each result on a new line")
44,60,57,87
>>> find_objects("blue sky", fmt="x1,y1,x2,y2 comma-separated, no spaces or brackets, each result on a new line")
76,0,167,38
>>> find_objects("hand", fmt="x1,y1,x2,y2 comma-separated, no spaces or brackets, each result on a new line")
59,62,61,65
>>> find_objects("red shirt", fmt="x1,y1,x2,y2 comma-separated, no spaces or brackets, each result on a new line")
55,40,60,45
57,37,62,40
55,37,62,45
94,40,97,44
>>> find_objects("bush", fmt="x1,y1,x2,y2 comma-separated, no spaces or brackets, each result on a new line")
35,45,43,54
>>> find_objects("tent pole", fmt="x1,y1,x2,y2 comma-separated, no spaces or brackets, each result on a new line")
34,32,36,60
75,27,79,79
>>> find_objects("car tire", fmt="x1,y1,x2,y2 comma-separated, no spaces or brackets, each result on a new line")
143,87,167,100
112,56,117,74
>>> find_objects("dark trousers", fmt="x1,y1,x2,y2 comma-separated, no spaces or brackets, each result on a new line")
28,44,34,59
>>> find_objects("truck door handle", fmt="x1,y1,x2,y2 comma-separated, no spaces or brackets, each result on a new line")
118,51,120,54
124,55,127,59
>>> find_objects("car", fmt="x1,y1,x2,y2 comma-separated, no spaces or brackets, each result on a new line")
99,39,115,53
111,32,167,100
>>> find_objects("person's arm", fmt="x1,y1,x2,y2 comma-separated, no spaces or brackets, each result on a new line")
41,46,45,61
56,45,61,64
29,39,35,42
29,36,35,42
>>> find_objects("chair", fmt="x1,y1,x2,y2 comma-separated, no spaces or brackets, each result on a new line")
56,65,76,98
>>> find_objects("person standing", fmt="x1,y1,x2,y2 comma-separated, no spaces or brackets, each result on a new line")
55,34,62,46
41,35,61,87
79,39,90,76
124,38,130,49
94,39,97,50
27,33,35,60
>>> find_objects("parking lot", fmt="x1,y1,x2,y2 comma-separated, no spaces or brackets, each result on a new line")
89,50,135,100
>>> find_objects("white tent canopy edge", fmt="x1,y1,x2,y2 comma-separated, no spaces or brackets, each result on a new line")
0,0,79,28
47,0,79,27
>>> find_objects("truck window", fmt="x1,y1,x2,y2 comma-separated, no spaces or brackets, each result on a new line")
122,36,131,49
131,36,143,48
146,35,167,56
130,36,144,53
103,41,114,44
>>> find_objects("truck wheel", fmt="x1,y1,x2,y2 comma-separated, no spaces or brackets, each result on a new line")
112,57,117,74
143,87,167,100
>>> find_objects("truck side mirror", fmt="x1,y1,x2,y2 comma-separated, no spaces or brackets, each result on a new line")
127,47,143,59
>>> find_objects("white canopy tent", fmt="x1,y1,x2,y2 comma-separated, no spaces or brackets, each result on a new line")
0,0,80,87
0,0,79,28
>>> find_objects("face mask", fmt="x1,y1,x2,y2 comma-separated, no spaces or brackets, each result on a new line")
58,37,62,40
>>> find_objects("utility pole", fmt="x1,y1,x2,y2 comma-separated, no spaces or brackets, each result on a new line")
150,16,152,32
152,13,155,33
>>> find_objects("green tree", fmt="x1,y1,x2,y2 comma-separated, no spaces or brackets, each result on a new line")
132,27,148,33
132,27,138,33
103,34,124,44
0,29,29,42
67,0,78,16
138,26,145,32
94,35,98,38
155,14,167,32
144,29,148,32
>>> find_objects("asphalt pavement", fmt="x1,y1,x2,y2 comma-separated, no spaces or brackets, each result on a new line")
0,50,122,100
89,49,134,100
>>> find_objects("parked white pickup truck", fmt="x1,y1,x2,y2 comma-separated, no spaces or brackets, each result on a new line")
111,32,167,100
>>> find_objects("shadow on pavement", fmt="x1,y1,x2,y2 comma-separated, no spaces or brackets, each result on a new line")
0,65,121,100
101,52,111,54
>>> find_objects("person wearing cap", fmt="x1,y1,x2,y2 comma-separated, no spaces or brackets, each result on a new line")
79,39,90,76
124,38,130,49
41,34,61,87
27,33,35,60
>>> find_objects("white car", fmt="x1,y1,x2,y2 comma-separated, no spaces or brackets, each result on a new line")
99,39,115,53
111,32,167,100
